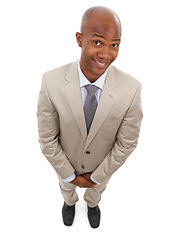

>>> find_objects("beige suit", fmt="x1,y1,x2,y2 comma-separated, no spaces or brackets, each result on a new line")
37,60,143,206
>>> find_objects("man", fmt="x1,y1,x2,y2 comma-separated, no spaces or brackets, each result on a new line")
37,6,143,228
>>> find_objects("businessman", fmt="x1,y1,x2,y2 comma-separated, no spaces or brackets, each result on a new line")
37,6,143,228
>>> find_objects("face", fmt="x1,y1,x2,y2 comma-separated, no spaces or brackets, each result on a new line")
76,15,121,82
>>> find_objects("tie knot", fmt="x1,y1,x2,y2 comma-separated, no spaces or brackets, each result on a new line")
85,85,99,96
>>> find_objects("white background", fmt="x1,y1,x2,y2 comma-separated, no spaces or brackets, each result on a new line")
0,0,179,239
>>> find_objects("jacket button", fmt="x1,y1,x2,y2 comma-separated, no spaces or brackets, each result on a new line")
82,165,85,169
85,151,90,154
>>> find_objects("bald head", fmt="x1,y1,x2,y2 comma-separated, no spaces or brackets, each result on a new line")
80,6,122,36
76,6,122,82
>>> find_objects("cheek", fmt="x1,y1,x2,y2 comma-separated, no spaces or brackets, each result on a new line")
110,51,118,62
82,46,95,59
114,49,119,58
82,45,89,56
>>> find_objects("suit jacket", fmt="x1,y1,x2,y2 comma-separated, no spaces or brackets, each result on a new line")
37,60,143,183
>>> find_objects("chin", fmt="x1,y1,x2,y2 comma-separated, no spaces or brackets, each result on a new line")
93,66,108,76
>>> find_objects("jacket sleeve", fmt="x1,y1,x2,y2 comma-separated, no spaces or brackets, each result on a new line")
91,83,143,183
37,74,75,179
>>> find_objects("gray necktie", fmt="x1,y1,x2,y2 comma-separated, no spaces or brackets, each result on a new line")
84,85,99,134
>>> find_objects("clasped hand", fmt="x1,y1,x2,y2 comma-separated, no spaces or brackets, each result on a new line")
70,173,97,188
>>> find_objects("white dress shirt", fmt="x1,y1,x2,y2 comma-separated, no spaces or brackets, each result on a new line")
63,61,108,184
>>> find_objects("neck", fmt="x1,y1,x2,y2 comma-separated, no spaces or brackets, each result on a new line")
79,60,103,83
80,68,99,83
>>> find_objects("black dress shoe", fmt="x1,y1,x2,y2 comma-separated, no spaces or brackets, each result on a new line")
87,205,101,228
62,202,75,226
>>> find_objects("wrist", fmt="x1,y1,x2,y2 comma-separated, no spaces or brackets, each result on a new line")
90,175,101,185
63,173,76,183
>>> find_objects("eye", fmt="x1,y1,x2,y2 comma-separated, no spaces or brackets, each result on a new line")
112,44,119,48
94,41,101,46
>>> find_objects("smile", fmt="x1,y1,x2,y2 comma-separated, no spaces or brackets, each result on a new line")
93,59,108,68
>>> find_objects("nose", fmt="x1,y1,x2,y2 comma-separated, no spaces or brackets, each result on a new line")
97,46,111,60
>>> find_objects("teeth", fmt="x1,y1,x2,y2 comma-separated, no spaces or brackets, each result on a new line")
95,60,106,66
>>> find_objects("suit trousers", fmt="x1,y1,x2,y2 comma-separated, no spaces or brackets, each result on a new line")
57,173,111,208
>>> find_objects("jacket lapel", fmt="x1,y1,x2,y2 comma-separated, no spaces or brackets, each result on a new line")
64,62,119,147
64,61,87,138
84,66,118,151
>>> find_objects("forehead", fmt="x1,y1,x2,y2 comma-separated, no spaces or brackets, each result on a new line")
84,15,121,38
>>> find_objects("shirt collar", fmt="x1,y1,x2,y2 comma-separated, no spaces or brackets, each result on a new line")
78,60,108,90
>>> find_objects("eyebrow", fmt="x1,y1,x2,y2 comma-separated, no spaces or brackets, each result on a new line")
92,33,120,42
93,34,105,39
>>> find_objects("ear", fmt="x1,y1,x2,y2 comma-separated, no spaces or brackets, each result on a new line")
76,32,83,47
